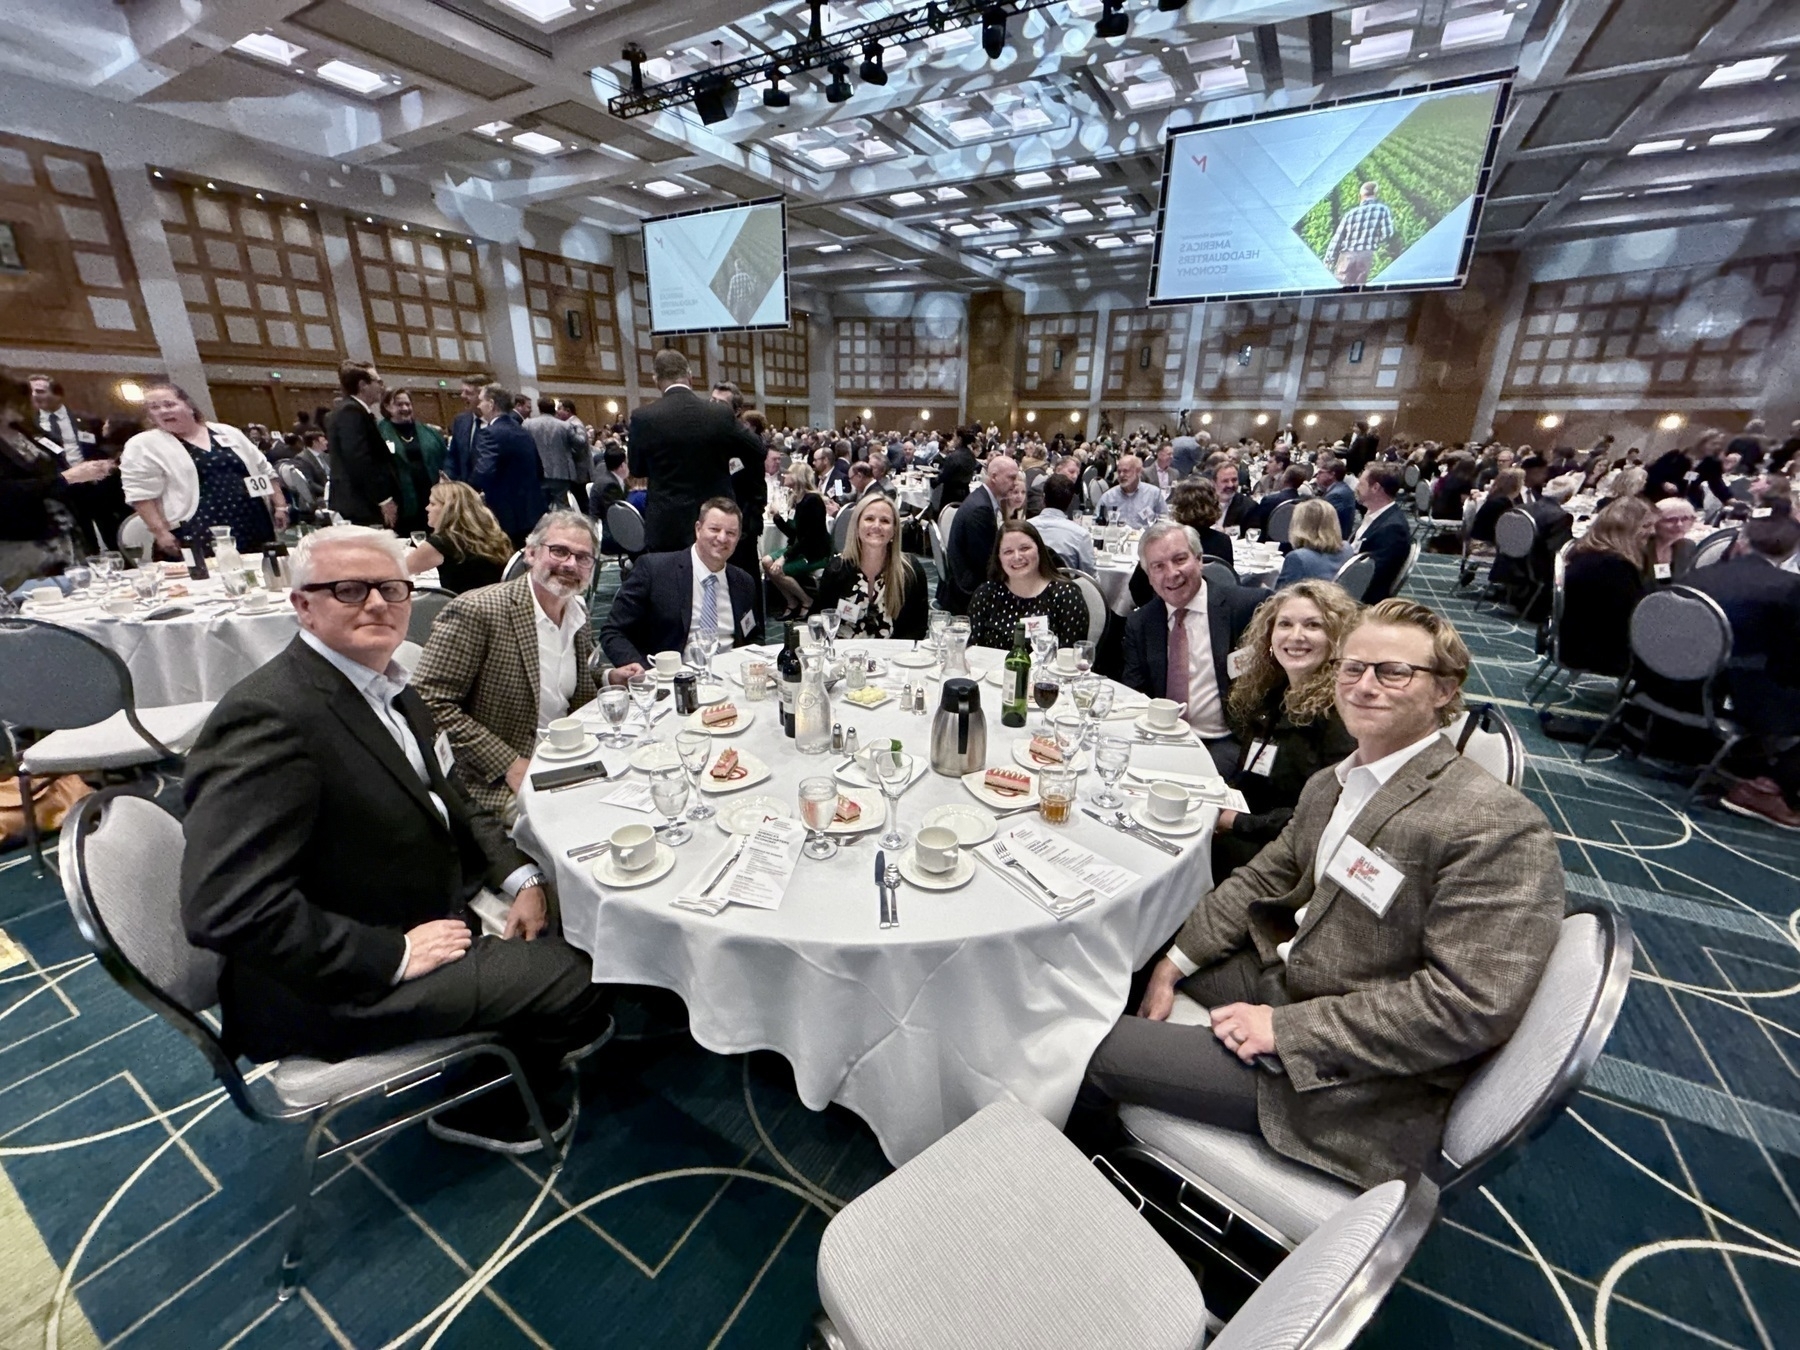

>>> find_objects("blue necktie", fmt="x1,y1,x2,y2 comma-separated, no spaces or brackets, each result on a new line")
701,572,719,637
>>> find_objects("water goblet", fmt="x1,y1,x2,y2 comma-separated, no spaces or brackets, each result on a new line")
675,729,716,821
220,569,248,600
1049,709,1085,767
597,687,632,747
806,612,828,653
864,742,913,851
1093,734,1131,810
1074,641,1096,676
799,775,840,860
684,638,707,675
819,607,841,659
130,567,160,606
627,672,656,737
650,767,692,846
927,608,950,659
701,625,727,685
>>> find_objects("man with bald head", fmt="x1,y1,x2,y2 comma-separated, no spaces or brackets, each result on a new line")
181,525,612,1156
937,452,1019,614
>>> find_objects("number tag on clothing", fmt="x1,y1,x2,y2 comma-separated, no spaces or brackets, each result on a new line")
433,732,455,777
739,609,756,637
1244,740,1278,776
1325,837,1404,918
1225,648,1252,680
836,598,864,623
76,430,96,447
1752,507,1773,519
243,473,275,499
1653,562,1672,580
1022,614,1050,641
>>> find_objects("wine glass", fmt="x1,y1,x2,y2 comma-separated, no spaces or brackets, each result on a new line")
1093,734,1131,810
130,567,160,606
627,672,656,738
650,767,691,846
1071,674,1101,744
675,729,716,820
596,687,631,747
701,624,727,685
1073,641,1095,676
65,566,91,602
819,607,841,659
1032,672,1061,733
799,775,839,860
409,530,427,548
865,743,913,851
92,551,120,593
806,612,828,653
927,608,950,659
1049,709,1085,768
684,638,707,676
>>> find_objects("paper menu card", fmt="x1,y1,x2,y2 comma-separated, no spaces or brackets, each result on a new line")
991,823,1141,902
676,818,806,914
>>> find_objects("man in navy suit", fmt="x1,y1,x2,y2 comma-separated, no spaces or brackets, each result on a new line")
470,384,543,547
1350,464,1412,604
628,349,761,553
936,455,1018,615
599,498,758,673
1121,521,1265,775
1313,459,1358,538
443,374,485,483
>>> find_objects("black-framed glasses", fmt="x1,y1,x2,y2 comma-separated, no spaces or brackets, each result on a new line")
539,542,596,568
299,578,415,606
1334,658,1444,688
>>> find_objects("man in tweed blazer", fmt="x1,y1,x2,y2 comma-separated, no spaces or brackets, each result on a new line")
1086,599,1564,1189
414,511,607,819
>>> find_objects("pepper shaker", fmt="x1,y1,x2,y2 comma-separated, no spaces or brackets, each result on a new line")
844,726,859,757
831,722,845,752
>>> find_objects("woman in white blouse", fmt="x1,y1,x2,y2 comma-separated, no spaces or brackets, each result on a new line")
121,383,287,558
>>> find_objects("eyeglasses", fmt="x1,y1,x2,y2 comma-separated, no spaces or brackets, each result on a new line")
539,543,596,568
1334,658,1444,688
299,578,415,606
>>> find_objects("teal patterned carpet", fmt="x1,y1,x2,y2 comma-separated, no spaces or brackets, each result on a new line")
2,553,1797,1349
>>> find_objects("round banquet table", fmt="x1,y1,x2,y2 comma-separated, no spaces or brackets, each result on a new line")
517,640,1217,1165
893,476,932,512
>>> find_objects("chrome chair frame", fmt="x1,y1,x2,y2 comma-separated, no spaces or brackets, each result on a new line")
1453,702,1526,788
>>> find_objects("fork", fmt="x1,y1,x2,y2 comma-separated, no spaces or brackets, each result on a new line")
1113,809,1184,856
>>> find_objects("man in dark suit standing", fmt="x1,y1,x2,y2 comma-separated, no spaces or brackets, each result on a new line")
326,360,399,528
1346,421,1380,477
443,374,485,483
470,384,544,547
1349,464,1412,603
936,433,979,509
181,526,612,1154
600,498,759,668
628,349,760,553
936,455,1018,615
1120,521,1264,775
28,373,125,549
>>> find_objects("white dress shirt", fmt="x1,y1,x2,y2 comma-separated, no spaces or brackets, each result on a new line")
1167,584,1228,739
38,407,83,460
688,545,730,643
531,584,585,729
1350,499,1396,546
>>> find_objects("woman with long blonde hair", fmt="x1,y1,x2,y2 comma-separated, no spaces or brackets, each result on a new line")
405,479,513,593
1215,579,1362,876
811,494,927,639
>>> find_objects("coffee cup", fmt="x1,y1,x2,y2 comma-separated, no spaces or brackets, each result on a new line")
1148,781,1190,823
653,650,682,676
546,716,585,751
239,592,273,612
609,822,657,873
1147,698,1182,730
102,595,136,616
1053,646,1079,674
914,825,960,875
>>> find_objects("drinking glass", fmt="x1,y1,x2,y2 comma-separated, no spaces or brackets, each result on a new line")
842,648,868,693
220,569,248,599
702,625,728,684
650,767,691,846
597,687,632,747
91,552,119,594
675,729,716,820
1093,734,1131,810
1049,709,1085,766
806,613,828,653
1032,673,1061,732
66,566,91,600
627,672,656,735
1038,766,1076,825
1071,674,1101,743
927,608,950,659
129,568,160,605
799,775,839,860
1073,641,1096,676
684,638,707,676
864,744,913,851
819,607,841,658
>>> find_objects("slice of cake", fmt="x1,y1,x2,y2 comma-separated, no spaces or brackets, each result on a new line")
833,795,863,824
1027,735,1063,765
701,703,739,728
984,767,1033,797
709,747,748,781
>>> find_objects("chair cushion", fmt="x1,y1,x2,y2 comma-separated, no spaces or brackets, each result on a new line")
818,1100,1206,1350
1120,1105,1358,1247
21,701,215,773
270,1033,499,1111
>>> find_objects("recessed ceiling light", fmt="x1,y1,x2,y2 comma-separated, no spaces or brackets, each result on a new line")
817,243,846,253
948,222,982,236
1642,184,1695,194
1064,165,1102,182
643,180,685,198
1441,10,1513,50
316,59,390,95
491,0,575,20
232,32,307,66
512,130,566,155
1699,56,1782,89
992,245,1024,258
1059,206,1095,223
474,120,514,137
932,186,967,202
1102,201,1135,218
1093,234,1126,250
1347,30,1412,69
1628,139,1685,156
889,190,926,206
1580,190,1625,201
1025,242,1056,256
1707,127,1773,145
1014,171,1053,188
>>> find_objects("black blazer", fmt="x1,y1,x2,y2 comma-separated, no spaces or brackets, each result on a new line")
446,409,478,483
1560,550,1646,678
776,491,832,564
937,448,979,507
1688,555,1800,737
470,412,544,546
1219,492,1252,531
326,397,399,526
936,483,999,614
180,638,529,1061
599,547,758,668
627,386,760,552
813,554,930,641
1356,504,1413,603
1120,584,1265,706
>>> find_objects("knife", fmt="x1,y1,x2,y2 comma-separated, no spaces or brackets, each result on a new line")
874,849,891,929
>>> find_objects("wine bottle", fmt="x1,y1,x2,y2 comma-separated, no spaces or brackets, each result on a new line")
1002,623,1030,729
777,620,803,738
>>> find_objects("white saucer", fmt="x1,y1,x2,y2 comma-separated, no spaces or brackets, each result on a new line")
921,802,999,845
629,742,681,774
590,841,677,888
840,686,894,711
898,849,975,891
697,748,772,794
824,785,885,834
891,648,937,668
1011,739,1089,772
961,768,1039,811
685,706,753,735
716,795,792,833
537,733,601,762
1134,714,1192,739
1130,799,1207,837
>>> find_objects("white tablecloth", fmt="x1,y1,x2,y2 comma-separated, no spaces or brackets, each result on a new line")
894,477,932,511
517,640,1215,1164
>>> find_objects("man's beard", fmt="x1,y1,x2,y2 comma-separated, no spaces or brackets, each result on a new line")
538,572,582,599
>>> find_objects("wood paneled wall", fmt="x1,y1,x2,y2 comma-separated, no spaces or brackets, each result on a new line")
833,317,960,395
760,319,809,399
520,248,622,384
1104,308,1189,401
352,221,487,375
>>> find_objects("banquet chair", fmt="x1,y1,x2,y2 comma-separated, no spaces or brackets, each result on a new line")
1525,543,1606,707
603,501,647,560
1688,527,1737,571
811,1098,1437,1350
0,617,214,872
1073,572,1109,644
927,520,946,576
937,502,959,547
1203,559,1238,592
406,586,455,645
116,513,154,564
1580,585,1742,801
831,501,856,552
60,788,566,1302
1107,907,1631,1302
1394,541,1422,594
1403,463,1422,491
1263,499,1297,546
501,549,528,582
1331,553,1375,602
1491,510,1544,615
1449,703,1525,788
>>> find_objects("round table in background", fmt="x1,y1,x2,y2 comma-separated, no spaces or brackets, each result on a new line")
517,640,1216,1165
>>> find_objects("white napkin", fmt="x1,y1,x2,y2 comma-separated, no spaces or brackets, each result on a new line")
995,835,1093,904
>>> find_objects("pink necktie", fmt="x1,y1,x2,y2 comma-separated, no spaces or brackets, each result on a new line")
1166,610,1189,707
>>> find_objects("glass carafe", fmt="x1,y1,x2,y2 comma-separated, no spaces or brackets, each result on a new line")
794,650,833,754
942,620,972,677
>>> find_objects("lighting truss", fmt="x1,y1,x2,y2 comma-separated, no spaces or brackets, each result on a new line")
606,0,1072,119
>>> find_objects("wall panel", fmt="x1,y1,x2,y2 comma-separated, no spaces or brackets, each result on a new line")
520,248,622,384
352,222,486,375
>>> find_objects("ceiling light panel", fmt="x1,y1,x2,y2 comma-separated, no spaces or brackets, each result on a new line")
1015,171,1053,188
1699,56,1783,88
474,120,514,137
492,0,574,20
1629,139,1685,155
1441,10,1514,49
889,190,926,206
512,131,566,155
1064,165,1102,182
1350,1,1422,34
233,33,307,66
1347,30,1413,68
1196,66,1250,95
315,59,391,95
1707,127,1773,145
643,180,686,197
932,186,967,201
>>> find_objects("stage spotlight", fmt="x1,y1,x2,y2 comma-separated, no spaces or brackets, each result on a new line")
693,74,738,125
763,63,790,108
860,40,887,85
826,60,853,103
1096,0,1129,39
982,5,1007,59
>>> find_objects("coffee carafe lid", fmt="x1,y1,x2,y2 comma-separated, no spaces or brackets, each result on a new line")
938,677,981,713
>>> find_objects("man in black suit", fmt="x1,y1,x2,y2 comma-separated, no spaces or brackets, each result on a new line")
181,526,611,1154
29,373,125,549
936,434,979,509
936,455,1019,615
592,446,629,548
1350,464,1413,603
1213,461,1252,531
443,374,485,483
1121,521,1265,775
628,349,760,553
600,498,758,670
1346,421,1380,477
326,360,399,528
1646,431,1731,510
1688,514,1800,829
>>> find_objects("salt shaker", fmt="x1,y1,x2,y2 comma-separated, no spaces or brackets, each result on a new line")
844,726,859,757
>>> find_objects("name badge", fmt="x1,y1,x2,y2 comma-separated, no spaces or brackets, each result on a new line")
1022,614,1050,641
738,609,756,637
1225,647,1252,680
1653,562,1671,580
1752,506,1772,519
76,430,96,446
243,472,274,499
1324,836,1404,918
1244,739,1278,776
836,597,865,624
433,731,455,777
1684,471,1699,484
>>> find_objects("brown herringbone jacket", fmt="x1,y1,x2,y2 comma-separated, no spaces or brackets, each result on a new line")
413,576,596,817
1175,736,1563,1188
